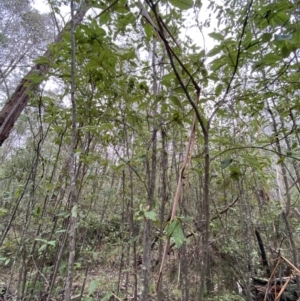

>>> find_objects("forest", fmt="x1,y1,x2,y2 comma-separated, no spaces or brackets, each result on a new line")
0,0,300,300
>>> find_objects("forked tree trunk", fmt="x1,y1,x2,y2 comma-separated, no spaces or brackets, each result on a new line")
0,1,90,146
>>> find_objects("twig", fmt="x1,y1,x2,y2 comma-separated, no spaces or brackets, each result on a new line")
94,0,119,18
263,256,281,301
32,256,49,289
274,276,291,301
218,197,239,215
111,292,123,301
280,255,300,275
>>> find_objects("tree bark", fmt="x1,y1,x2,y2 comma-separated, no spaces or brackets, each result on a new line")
141,38,158,301
64,1,79,300
0,1,90,146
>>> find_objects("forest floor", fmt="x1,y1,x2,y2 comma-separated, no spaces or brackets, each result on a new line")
0,253,186,300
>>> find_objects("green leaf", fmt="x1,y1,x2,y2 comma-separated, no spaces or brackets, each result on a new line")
35,238,48,244
122,48,136,60
168,0,194,10
167,219,185,248
221,157,233,169
262,53,281,64
210,56,226,71
136,154,147,162
144,23,153,40
273,11,289,26
144,210,157,221
207,44,224,57
216,108,227,117
36,206,41,215
258,18,268,30
55,229,67,234
229,166,241,180
0,207,8,217
34,56,49,65
208,32,224,41
166,219,178,237
169,95,182,109
90,1,108,9
47,240,56,247
261,33,272,43
215,83,223,96
277,156,285,164
242,155,261,169
114,4,129,13
243,31,252,47
292,28,300,44
161,73,174,87
281,45,291,58
276,1,294,11
100,11,111,24
172,221,185,248
287,42,300,52
99,123,114,131
25,71,44,84
88,279,100,295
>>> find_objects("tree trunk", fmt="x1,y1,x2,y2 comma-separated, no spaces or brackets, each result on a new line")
141,38,158,301
64,1,79,300
0,1,90,146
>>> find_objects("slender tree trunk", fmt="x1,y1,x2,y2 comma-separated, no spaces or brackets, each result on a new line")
141,38,158,301
129,154,138,299
197,133,210,301
157,127,167,301
266,100,299,292
64,1,79,300
0,1,89,146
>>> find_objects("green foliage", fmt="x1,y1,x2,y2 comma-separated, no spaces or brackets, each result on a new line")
2,0,300,299
209,32,224,41
135,205,158,222
166,218,185,248
0,207,8,216
221,158,233,169
0,238,17,266
100,292,113,301
88,279,100,296
168,0,194,10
